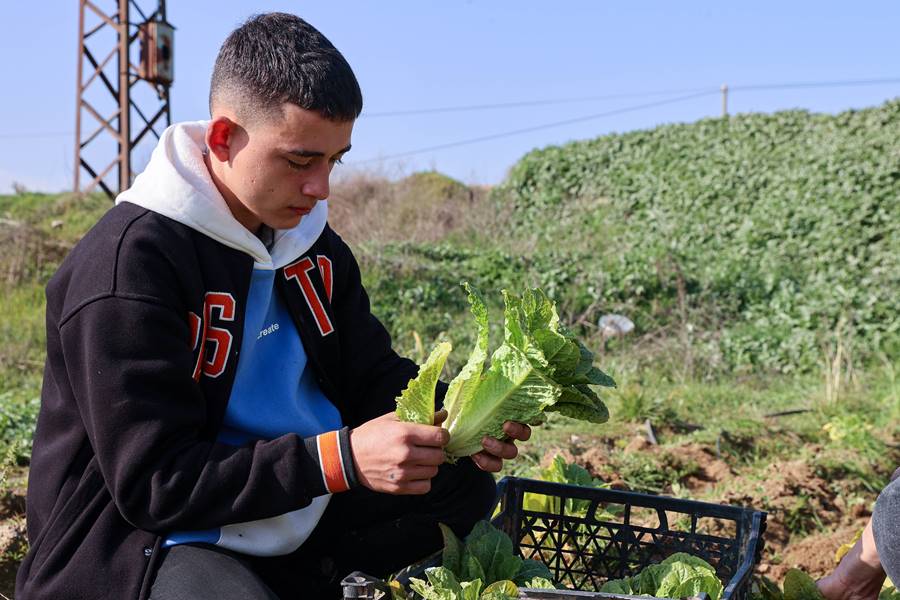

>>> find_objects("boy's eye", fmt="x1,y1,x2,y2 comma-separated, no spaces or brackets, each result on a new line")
286,159,311,171
330,157,344,165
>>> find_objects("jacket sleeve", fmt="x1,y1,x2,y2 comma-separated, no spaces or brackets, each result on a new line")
58,293,354,534
328,232,447,426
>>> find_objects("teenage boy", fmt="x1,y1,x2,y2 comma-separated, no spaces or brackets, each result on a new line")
17,13,530,599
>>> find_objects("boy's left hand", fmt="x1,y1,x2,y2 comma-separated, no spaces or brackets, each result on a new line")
471,421,531,473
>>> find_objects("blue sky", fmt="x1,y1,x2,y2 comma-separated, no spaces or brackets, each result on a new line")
1,1,899,193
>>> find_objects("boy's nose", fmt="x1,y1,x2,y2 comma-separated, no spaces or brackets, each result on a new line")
301,164,330,200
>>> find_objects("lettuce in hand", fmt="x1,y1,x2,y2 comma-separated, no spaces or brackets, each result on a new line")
395,283,614,459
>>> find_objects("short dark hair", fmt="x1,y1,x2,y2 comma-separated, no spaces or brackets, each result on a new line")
209,13,363,123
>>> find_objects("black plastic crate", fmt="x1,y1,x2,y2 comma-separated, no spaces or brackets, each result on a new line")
342,476,766,600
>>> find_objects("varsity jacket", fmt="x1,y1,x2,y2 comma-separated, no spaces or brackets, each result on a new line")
16,122,436,599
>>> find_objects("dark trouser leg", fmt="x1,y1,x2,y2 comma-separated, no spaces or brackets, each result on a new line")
148,544,280,600
252,458,496,599
872,473,900,585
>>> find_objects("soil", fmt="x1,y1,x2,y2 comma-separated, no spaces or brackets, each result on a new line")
763,522,869,581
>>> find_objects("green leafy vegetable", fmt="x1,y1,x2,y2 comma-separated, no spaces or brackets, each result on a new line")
439,523,464,578
464,521,523,586
523,455,610,516
396,341,451,425
750,575,784,600
481,580,519,599
783,569,825,600
523,577,556,590
404,521,557,598
443,282,490,430
879,586,900,600
600,553,723,600
397,284,614,459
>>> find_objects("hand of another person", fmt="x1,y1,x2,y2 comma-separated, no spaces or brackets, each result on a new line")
470,421,531,473
349,409,449,495
818,519,886,600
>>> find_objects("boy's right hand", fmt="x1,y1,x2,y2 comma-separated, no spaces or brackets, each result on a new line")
348,409,449,495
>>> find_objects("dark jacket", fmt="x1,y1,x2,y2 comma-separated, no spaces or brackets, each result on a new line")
16,202,426,599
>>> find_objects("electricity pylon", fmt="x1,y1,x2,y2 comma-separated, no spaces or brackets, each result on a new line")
74,0,174,199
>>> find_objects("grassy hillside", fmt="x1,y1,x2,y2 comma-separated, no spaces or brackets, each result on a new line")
1,101,899,593
351,100,900,379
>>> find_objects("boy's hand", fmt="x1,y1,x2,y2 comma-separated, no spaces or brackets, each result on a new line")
349,409,449,495
471,421,531,473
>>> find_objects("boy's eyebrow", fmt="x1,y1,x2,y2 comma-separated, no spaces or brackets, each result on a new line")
285,144,352,158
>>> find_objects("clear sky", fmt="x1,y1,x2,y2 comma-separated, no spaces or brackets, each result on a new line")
1,1,899,193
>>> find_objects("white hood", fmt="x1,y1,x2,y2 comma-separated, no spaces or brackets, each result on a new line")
116,120,327,270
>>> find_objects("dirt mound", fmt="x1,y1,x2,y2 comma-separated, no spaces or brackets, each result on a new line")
722,460,842,546
666,443,732,491
762,522,867,581
541,438,734,494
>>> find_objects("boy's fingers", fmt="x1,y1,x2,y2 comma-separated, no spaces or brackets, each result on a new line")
406,423,451,447
471,451,502,473
433,409,448,426
408,446,447,467
482,436,518,460
503,421,531,441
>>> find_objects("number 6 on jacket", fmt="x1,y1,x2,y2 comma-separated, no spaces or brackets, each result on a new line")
188,292,236,380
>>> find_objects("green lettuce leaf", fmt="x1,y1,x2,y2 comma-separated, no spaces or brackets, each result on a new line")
600,578,635,595
461,554,486,585
395,341,451,425
439,523,464,578
445,343,561,457
547,384,610,424
425,567,463,595
784,569,825,600
513,559,553,586
463,521,523,584
408,576,455,600
661,553,717,576
397,284,614,458
444,283,490,433
460,579,483,600
604,554,722,600
524,577,556,590
481,580,519,599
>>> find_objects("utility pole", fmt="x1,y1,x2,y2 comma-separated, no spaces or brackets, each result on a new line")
75,1,174,200
721,83,729,117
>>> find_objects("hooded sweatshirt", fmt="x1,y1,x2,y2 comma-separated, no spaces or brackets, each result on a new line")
17,121,434,599
121,122,341,556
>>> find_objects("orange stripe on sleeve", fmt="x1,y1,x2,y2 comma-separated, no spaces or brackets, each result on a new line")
317,431,350,493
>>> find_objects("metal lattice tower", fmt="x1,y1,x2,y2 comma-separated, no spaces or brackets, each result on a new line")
75,0,173,199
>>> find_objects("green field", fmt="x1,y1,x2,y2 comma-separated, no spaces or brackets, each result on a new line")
1,100,899,595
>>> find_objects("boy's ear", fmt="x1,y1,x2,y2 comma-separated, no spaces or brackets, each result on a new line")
205,117,237,162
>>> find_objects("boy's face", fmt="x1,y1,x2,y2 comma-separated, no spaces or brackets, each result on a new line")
205,103,353,234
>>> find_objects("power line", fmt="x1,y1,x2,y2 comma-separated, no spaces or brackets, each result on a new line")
361,86,715,117
351,90,717,165
360,77,900,118
731,76,900,92
4,76,900,141
0,131,74,140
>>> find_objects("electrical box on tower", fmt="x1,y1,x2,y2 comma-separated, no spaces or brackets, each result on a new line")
139,20,175,85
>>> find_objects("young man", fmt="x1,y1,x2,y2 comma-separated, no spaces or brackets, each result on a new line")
17,13,530,599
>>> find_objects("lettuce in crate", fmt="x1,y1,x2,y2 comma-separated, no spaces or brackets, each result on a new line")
395,283,615,459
